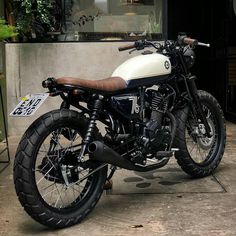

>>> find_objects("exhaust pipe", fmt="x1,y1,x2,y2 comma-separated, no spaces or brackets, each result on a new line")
88,141,169,172
88,141,136,170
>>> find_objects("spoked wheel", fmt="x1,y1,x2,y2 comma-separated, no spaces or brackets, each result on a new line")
36,127,94,210
14,110,107,228
174,90,226,178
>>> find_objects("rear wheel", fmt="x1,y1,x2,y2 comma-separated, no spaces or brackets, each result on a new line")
14,109,107,228
174,90,226,178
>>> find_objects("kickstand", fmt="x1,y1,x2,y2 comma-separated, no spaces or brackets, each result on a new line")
104,179,113,190
107,165,116,181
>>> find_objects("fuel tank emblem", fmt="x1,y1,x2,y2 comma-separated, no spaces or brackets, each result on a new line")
164,61,170,70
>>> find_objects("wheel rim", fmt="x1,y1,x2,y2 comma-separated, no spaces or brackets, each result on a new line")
33,127,95,211
185,103,219,166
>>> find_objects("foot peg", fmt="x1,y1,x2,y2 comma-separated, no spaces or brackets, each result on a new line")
156,148,179,158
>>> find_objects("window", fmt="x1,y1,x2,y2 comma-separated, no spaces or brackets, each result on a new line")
60,0,165,41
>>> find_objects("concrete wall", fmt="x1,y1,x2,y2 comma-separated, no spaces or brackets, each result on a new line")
0,0,4,73
0,44,6,141
5,42,139,136
0,0,5,140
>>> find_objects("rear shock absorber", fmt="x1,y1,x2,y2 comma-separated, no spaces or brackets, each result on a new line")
78,96,103,160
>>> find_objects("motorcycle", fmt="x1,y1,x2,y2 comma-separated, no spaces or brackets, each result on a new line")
13,33,226,228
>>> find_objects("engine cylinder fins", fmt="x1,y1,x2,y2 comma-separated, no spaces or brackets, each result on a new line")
151,92,168,113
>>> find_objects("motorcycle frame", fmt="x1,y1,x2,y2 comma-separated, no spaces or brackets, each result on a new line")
46,44,212,154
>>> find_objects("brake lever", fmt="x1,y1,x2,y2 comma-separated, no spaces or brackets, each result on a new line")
129,48,137,54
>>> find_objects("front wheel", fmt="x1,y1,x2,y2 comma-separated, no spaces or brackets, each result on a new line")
174,90,226,178
14,109,107,228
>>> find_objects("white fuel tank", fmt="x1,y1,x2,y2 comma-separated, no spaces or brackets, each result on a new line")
112,53,171,81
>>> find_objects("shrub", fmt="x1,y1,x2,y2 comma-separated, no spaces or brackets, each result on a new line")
0,19,18,41
13,0,56,39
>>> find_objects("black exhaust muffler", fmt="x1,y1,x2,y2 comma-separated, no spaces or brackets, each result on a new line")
88,141,169,172
88,141,136,170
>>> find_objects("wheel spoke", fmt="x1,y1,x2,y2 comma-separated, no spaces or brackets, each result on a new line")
55,183,65,207
37,165,54,185
41,182,56,192
189,142,197,154
42,185,58,198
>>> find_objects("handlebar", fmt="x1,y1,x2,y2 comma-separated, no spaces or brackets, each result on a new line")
180,35,210,47
183,37,198,46
118,40,159,52
197,42,210,47
118,35,210,53
118,43,136,51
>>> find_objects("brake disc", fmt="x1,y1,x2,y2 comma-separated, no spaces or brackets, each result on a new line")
197,119,215,150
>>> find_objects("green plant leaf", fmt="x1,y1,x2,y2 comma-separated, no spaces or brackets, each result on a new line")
13,0,56,38
0,19,18,41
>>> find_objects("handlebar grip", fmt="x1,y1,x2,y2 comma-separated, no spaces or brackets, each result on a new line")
118,43,136,51
183,37,198,46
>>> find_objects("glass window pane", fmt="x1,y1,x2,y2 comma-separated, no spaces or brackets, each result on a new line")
63,0,163,41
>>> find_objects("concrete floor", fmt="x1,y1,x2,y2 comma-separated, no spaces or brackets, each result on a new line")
0,123,236,236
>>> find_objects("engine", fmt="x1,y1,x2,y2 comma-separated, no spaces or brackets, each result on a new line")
107,86,174,165
128,89,172,164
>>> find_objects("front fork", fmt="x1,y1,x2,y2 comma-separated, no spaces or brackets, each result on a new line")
187,76,212,138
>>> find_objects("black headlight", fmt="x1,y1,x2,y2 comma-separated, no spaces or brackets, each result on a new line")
183,47,195,68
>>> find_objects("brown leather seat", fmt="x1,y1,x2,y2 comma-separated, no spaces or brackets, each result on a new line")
56,77,127,92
